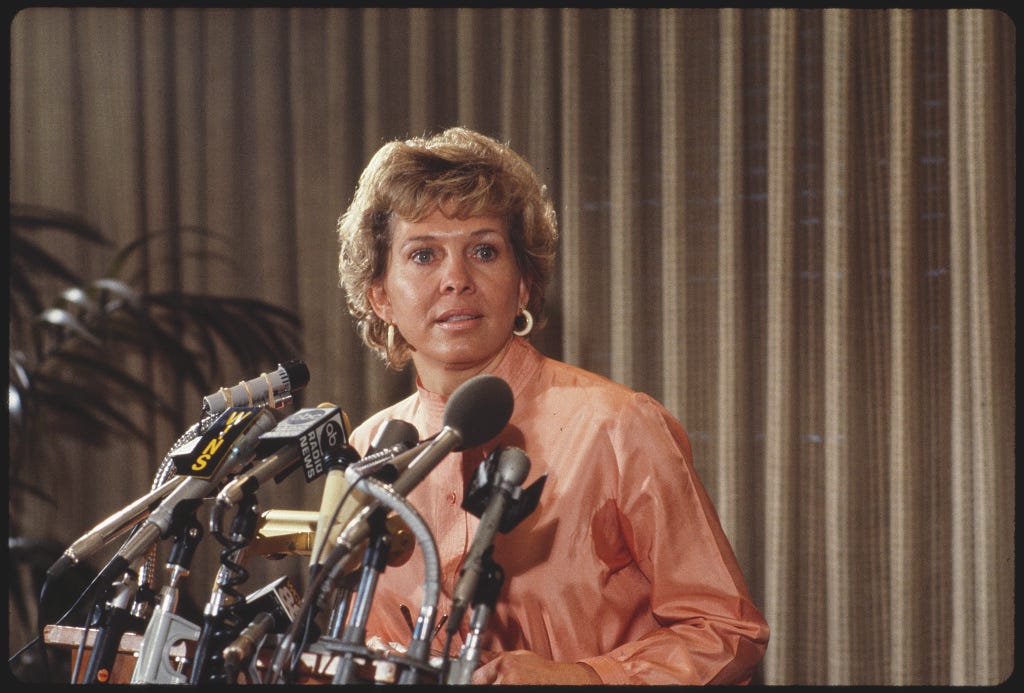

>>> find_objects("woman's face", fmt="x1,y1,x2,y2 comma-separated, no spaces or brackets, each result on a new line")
368,206,528,394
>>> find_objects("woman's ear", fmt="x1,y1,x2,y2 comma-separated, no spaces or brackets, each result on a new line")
517,277,530,312
368,282,392,323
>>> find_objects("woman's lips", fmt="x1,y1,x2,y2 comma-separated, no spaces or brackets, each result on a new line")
437,310,480,323
436,310,482,327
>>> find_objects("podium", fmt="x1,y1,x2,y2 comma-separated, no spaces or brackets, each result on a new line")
43,625,165,684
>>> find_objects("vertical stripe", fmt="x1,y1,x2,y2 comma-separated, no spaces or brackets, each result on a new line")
945,12,972,683
499,9,516,136
456,9,476,125
860,17,892,675
358,8,397,411
660,9,684,420
715,7,742,544
764,7,797,682
609,9,635,386
822,8,851,684
559,9,583,366
528,10,553,145
887,10,917,683
408,9,431,137
360,8,382,154
962,11,1007,683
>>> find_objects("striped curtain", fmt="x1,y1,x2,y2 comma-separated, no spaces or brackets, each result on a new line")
8,7,1014,685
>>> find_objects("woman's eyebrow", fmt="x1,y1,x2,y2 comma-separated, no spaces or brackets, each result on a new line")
400,227,505,245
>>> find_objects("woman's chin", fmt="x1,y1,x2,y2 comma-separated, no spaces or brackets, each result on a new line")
416,339,513,376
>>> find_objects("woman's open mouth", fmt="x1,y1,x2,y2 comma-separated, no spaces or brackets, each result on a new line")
436,311,481,327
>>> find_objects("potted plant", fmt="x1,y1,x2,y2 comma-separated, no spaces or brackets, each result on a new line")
8,203,304,680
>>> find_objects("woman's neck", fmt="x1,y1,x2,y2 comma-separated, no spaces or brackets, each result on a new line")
414,339,516,398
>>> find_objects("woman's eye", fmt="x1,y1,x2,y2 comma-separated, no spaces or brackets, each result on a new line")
410,248,434,264
474,244,497,261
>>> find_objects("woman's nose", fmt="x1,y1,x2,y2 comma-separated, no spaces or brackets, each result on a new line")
441,256,474,293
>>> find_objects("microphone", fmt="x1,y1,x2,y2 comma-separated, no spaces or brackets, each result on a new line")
47,474,189,580
346,419,422,481
202,360,310,415
269,376,511,684
212,404,354,528
308,419,420,573
322,374,514,582
448,446,531,631
95,407,277,586
222,611,275,681
222,575,302,681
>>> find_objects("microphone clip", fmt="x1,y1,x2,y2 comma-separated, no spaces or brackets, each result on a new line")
462,447,547,533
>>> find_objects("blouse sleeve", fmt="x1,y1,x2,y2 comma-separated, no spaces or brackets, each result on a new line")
577,393,769,685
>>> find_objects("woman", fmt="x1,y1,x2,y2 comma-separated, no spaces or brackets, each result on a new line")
336,127,769,684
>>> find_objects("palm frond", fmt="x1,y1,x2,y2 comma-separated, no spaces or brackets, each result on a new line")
9,204,305,512
41,350,180,417
10,203,110,243
29,374,155,442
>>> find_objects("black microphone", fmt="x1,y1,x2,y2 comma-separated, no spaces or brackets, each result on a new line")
202,359,310,415
346,419,422,481
323,374,514,582
212,404,353,528
95,407,277,587
370,418,423,455
309,418,419,573
448,446,531,631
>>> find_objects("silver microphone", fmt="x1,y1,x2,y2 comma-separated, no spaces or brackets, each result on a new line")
202,360,310,415
94,407,277,587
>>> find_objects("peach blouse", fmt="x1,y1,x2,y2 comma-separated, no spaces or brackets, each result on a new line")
348,337,769,685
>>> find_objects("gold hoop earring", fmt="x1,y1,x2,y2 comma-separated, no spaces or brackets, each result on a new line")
513,308,534,337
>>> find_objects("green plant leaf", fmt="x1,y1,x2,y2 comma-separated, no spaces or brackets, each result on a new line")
9,204,305,526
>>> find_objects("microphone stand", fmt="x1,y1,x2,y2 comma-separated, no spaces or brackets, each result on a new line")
443,447,546,685
323,572,357,639
189,492,260,684
265,475,442,686
128,501,204,684
79,569,147,684
445,550,504,685
312,451,359,643
327,508,392,685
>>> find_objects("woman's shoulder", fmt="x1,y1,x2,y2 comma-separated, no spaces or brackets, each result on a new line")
532,355,693,462
537,355,668,417
349,391,420,449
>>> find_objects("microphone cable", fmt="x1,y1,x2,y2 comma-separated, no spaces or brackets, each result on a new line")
69,582,106,683
10,547,132,682
280,442,409,681
270,466,378,684
439,626,457,684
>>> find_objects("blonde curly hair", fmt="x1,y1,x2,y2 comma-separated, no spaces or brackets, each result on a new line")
337,127,558,369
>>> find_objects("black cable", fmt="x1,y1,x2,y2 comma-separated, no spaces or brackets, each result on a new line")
69,588,104,684
11,556,115,682
270,468,374,684
34,575,53,682
287,597,322,682
439,627,456,684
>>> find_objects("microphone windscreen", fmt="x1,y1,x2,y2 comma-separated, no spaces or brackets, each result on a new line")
497,446,531,487
369,419,420,453
281,359,310,391
444,374,514,450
